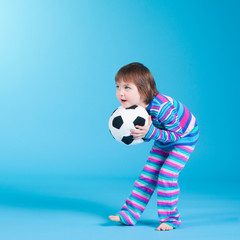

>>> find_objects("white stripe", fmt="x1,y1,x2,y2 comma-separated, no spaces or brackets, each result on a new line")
161,168,177,175
167,159,185,168
129,198,145,209
146,164,159,171
132,190,150,199
141,173,157,182
127,207,141,217
164,95,174,104
136,178,155,192
157,199,177,204
165,107,174,120
149,155,165,162
171,150,189,160
158,102,167,116
157,189,179,194
121,209,138,223
181,114,196,137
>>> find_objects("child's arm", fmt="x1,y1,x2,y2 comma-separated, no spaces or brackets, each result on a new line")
146,101,183,143
144,123,182,143
131,116,152,140
132,102,183,143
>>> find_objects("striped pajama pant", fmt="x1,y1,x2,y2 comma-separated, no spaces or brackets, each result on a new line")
116,143,196,228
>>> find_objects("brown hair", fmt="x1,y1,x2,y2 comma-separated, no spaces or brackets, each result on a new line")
115,62,159,105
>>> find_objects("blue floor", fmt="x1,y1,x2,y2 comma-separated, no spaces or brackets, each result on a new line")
0,176,239,240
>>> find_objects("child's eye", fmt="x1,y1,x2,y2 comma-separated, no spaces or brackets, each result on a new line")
116,85,119,89
125,86,130,90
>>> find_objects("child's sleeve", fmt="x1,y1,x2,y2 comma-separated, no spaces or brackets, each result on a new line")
144,102,183,143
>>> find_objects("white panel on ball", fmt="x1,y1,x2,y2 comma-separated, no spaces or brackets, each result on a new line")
109,105,149,145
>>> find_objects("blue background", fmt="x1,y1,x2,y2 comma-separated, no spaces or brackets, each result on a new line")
0,0,239,181
0,1,239,239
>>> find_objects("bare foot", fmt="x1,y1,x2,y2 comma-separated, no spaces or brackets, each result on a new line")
156,223,174,231
109,215,123,224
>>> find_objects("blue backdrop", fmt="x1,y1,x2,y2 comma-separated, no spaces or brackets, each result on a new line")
0,0,239,182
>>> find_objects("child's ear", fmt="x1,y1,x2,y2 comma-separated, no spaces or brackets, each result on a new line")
143,95,148,104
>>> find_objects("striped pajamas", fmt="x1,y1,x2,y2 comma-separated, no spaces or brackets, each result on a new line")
116,94,199,228
117,143,196,228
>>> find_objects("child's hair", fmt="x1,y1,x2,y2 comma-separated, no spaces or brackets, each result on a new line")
115,62,159,105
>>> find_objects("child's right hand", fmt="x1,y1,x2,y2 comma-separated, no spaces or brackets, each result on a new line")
131,116,152,140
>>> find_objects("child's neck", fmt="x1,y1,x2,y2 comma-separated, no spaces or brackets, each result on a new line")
138,102,148,109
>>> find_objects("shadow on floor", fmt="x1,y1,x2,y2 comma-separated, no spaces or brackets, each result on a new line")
101,219,159,228
1,183,239,230
0,184,116,220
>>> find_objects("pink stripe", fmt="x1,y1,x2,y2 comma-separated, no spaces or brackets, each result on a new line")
144,166,159,173
160,130,162,139
121,205,139,218
157,210,178,215
161,107,172,121
152,149,168,157
120,212,134,225
135,182,155,193
139,176,158,184
152,147,169,155
177,145,194,153
167,131,170,140
167,119,175,125
157,190,179,196
160,169,177,177
157,200,178,206
152,128,157,138
148,157,164,164
165,160,182,169
158,180,178,186
158,216,181,224
180,106,190,128
170,126,180,132
126,199,145,211
157,94,168,102
132,192,149,202
170,151,188,161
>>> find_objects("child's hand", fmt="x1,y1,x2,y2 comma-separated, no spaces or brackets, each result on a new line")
131,116,152,140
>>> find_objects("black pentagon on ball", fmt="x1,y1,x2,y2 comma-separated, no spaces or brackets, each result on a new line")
133,116,146,127
121,135,134,145
112,115,124,129
126,105,138,110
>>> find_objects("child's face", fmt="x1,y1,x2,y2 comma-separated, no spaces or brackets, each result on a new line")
116,80,146,108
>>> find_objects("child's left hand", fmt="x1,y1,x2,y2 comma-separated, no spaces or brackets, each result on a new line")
131,116,152,140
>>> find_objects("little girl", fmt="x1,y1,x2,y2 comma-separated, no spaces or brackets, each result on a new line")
109,62,199,231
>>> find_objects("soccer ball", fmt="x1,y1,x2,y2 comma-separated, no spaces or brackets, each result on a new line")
109,105,149,145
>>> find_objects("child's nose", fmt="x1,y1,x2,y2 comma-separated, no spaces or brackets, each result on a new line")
120,89,124,96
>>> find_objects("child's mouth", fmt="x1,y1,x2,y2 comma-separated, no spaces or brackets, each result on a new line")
121,99,127,103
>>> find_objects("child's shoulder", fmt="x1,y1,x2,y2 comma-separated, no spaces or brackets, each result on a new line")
152,94,174,106
148,94,174,116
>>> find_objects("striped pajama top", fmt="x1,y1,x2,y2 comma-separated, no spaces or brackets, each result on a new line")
144,94,199,147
